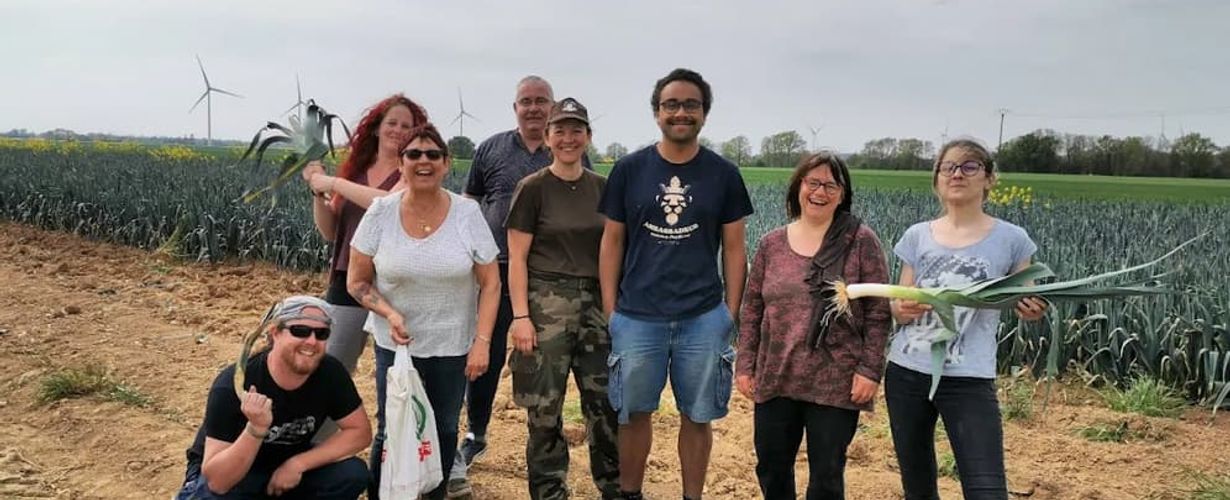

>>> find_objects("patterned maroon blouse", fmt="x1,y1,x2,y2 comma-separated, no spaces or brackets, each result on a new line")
736,224,892,412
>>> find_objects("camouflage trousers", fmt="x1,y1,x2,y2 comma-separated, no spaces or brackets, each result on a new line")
510,274,620,500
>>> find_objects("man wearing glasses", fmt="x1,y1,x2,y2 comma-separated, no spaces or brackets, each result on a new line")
454,75,590,497
598,68,754,500
176,295,371,499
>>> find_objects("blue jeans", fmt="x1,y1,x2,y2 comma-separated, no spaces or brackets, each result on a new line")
370,346,468,500
885,362,1007,500
176,456,368,499
607,303,736,424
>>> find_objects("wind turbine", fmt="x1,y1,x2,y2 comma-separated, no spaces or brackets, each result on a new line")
282,74,307,122
807,123,825,152
449,87,480,137
189,55,242,146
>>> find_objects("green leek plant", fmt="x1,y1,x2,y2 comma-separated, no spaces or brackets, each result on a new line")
828,235,1204,399
236,100,350,204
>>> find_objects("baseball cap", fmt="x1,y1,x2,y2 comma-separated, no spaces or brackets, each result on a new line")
548,97,589,125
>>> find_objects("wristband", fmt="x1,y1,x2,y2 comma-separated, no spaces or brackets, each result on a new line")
512,314,530,321
476,335,491,343
246,423,269,440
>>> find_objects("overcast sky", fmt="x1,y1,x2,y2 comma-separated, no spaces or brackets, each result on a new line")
3,0,1228,154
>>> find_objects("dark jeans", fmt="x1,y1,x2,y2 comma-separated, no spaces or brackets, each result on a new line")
884,362,1007,500
754,398,859,500
464,262,513,438
370,347,468,500
176,456,368,499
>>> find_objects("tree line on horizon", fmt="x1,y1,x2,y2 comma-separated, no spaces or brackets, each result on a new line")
6,127,1230,179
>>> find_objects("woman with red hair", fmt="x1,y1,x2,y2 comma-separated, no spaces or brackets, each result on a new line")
301,94,429,374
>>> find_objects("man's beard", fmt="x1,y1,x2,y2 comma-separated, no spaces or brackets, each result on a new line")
283,348,322,375
661,119,699,143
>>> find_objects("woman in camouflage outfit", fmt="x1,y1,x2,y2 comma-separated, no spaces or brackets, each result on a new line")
505,97,620,500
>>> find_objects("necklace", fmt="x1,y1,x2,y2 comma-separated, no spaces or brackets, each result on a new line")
407,192,444,233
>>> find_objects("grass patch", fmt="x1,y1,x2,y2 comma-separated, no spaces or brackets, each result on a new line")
1001,378,1036,422
1186,471,1230,499
1102,377,1186,418
1077,419,1168,443
857,420,891,440
562,398,584,425
39,365,153,408
937,451,959,480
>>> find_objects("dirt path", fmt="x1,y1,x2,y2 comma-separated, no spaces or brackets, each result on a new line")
0,222,1227,499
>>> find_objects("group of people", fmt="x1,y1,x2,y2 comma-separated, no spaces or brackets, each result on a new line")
176,67,1049,500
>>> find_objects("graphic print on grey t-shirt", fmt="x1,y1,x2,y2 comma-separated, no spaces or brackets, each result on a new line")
898,253,991,365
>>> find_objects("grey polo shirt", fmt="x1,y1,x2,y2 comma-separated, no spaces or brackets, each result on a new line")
463,129,591,262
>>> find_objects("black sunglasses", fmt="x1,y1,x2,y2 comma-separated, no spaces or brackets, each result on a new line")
402,149,444,161
284,324,331,341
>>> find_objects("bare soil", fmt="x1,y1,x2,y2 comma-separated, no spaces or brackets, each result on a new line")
0,222,1227,499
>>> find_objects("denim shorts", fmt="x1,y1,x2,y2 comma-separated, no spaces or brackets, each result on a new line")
607,303,737,425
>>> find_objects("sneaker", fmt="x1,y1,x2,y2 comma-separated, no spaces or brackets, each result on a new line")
446,476,472,499
458,433,487,466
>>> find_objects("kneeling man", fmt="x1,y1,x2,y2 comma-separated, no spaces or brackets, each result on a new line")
177,295,371,499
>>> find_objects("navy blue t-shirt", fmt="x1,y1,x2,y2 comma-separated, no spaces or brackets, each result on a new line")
598,145,754,320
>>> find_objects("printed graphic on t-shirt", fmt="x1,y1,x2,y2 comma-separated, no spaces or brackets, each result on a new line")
897,253,990,365
265,416,317,445
643,176,698,244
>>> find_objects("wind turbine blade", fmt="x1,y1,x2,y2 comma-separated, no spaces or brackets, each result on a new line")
195,55,210,87
462,111,480,122
189,90,209,113
212,87,243,98
283,102,302,115
296,74,302,102
457,87,464,109
449,114,462,126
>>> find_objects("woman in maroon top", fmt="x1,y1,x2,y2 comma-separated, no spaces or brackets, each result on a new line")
300,94,429,374
736,152,892,500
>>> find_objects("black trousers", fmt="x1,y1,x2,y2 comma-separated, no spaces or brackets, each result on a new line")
884,362,1007,500
754,397,860,500
463,262,513,437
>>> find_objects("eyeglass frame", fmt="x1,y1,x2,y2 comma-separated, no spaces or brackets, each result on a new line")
936,160,987,177
657,99,704,114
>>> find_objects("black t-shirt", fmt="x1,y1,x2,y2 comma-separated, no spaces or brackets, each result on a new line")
597,145,754,320
191,351,362,473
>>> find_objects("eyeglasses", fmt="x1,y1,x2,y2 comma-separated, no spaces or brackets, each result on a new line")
517,97,552,107
803,179,842,196
284,324,331,341
658,99,703,113
937,160,986,177
402,149,444,161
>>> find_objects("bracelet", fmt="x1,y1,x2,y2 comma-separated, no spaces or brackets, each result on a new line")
512,314,530,321
246,423,269,440
475,335,491,343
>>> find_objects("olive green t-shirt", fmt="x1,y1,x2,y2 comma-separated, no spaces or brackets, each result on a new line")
504,167,606,279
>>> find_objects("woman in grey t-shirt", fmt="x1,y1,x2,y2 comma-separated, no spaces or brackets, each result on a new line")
348,123,500,500
886,138,1048,500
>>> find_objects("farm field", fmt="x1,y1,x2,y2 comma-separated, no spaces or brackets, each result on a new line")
1,223,1228,499
449,160,1230,203
1,139,1229,498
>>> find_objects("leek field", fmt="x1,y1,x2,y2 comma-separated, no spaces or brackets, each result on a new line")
1,139,1227,409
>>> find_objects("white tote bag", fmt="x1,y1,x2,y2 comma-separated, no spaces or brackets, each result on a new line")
380,345,443,498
